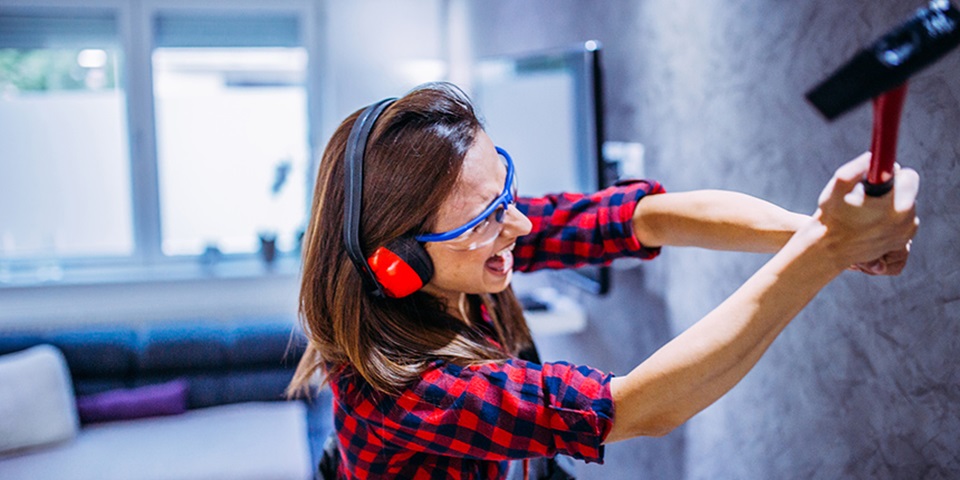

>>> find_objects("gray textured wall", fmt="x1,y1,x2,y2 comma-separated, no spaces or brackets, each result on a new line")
468,1,960,479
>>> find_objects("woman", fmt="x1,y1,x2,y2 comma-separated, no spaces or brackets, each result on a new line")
289,82,919,479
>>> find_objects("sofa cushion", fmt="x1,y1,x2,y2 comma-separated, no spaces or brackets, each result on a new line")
49,328,138,379
139,322,229,372
230,317,307,366
0,318,306,408
76,379,188,424
0,345,79,454
0,401,313,480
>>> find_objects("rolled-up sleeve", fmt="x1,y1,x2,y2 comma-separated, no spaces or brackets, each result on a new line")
345,359,614,464
514,180,665,272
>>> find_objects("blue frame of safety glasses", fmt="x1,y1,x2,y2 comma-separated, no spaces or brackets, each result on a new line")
415,146,516,243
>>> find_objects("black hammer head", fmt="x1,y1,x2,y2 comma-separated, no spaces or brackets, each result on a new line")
807,0,960,120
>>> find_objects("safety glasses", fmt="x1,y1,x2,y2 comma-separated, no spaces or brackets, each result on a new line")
416,146,517,251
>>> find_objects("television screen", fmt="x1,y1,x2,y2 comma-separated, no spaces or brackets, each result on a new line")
472,40,611,294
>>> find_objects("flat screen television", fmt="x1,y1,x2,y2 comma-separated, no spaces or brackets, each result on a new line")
472,40,611,294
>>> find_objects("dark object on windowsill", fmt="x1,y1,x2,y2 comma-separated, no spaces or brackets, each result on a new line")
259,234,277,267
199,245,222,268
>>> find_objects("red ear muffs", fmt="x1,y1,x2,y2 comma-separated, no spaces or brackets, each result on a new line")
344,98,435,298
366,237,434,298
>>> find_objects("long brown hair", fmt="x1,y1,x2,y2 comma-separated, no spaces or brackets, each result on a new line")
289,83,533,397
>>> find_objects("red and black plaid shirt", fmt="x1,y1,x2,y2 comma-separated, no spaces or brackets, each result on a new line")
330,180,665,479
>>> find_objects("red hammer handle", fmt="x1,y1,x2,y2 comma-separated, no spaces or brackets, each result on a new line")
866,83,908,196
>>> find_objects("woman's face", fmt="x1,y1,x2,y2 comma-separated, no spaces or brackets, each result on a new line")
421,130,532,310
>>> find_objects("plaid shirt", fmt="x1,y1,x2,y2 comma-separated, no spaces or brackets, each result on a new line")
330,180,665,479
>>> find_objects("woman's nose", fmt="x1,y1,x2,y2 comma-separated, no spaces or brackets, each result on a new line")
501,204,532,238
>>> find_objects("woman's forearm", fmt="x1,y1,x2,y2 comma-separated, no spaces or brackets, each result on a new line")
609,155,919,442
633,190,808,253
606,222,843,441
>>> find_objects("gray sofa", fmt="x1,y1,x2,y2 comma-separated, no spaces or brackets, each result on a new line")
0,316,329,480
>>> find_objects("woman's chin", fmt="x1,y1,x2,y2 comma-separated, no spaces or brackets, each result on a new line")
483,269,513,293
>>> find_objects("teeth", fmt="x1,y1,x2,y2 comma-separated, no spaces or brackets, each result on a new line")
496,245,514,256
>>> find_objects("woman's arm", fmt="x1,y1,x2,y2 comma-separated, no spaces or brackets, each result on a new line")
606,153,919,441
632,190,809,253
514,180,665,273
632,183,912,274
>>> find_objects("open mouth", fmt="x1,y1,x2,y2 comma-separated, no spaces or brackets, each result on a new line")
484,244,514,275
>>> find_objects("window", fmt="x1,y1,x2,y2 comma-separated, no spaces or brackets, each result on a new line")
0,2,315,284
152,15,308,256
0,13,132,271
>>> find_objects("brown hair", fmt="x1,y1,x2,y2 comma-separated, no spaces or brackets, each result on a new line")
288,82,533,397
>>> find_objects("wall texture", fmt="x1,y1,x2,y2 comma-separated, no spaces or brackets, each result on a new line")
468,1,960,479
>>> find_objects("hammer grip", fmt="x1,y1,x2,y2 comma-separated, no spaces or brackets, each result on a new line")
866,83,908,196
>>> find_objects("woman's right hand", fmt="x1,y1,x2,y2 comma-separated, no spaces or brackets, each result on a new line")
809,152,920,273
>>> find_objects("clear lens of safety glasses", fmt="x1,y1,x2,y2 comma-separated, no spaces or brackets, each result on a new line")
437,203,513,251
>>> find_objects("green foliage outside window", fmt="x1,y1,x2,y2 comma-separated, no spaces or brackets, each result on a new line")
0,49,118,92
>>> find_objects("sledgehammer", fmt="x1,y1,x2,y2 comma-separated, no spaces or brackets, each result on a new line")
806,0,960,196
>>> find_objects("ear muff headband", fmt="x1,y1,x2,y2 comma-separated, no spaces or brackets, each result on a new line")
342,98,434,298
343,99,395,297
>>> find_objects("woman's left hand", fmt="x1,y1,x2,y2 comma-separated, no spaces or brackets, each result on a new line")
849,241,911,275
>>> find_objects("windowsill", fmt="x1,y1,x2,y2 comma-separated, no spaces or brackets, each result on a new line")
0,256,301,290
0,257,303,329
